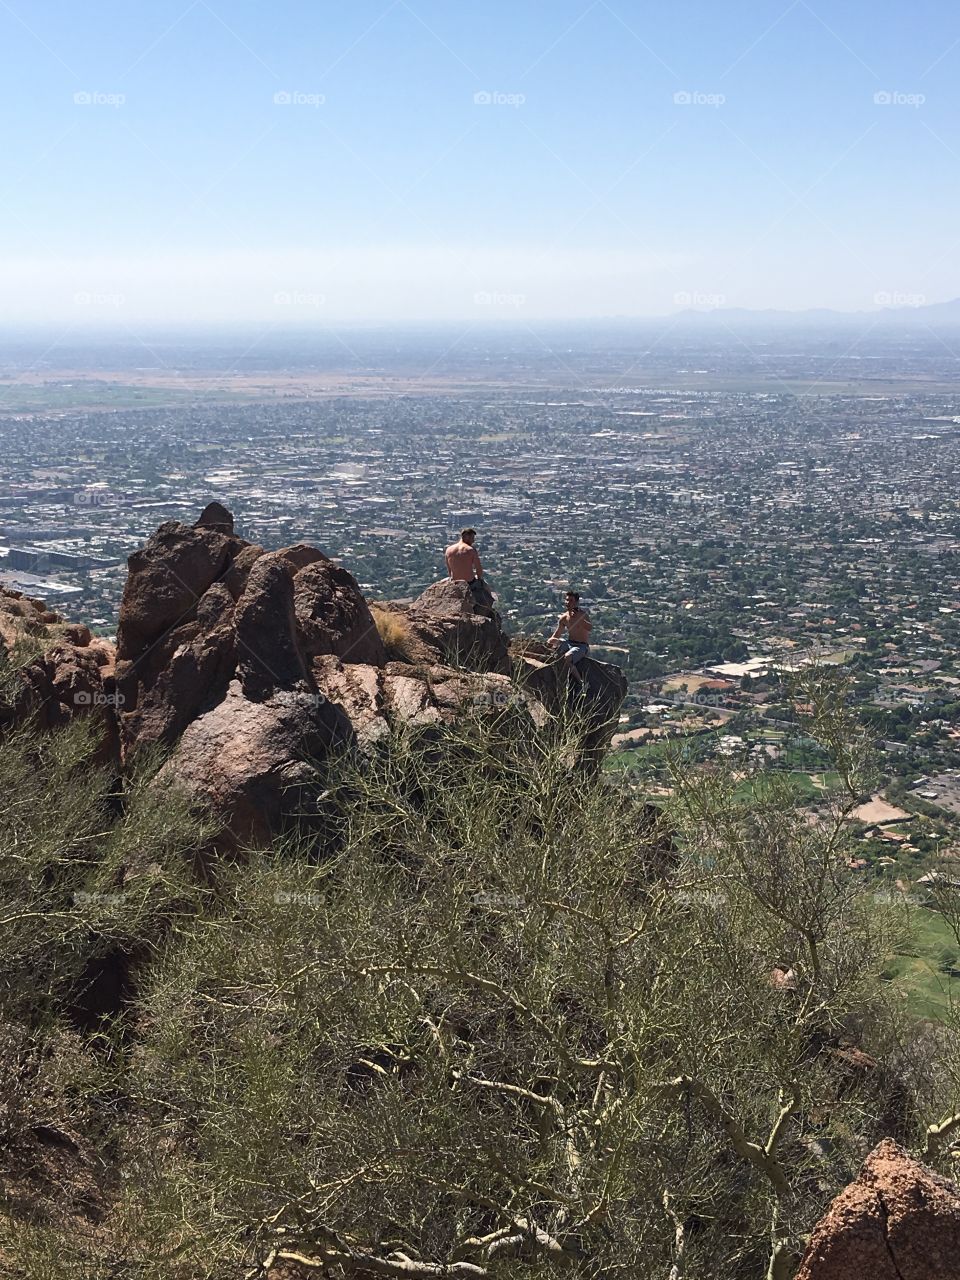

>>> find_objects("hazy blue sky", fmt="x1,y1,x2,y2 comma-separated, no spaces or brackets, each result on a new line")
2,0,958,322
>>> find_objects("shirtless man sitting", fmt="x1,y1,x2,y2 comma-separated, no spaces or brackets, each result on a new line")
445,528,488,603
547,590,592,685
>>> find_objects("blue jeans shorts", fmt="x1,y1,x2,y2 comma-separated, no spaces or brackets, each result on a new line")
557,639,589,666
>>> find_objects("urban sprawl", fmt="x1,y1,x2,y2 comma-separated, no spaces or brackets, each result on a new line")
4,366,960,884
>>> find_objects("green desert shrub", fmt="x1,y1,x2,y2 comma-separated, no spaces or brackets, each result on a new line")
2,676,958,1280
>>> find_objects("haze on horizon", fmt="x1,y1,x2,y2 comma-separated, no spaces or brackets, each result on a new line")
3,0,959,326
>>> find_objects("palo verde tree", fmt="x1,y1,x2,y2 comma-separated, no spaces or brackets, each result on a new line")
2,665,959,1279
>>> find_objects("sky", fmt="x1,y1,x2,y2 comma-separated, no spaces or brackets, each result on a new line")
2,0,959,324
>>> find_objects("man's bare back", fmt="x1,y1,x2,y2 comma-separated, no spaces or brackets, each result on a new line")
445,529,483,582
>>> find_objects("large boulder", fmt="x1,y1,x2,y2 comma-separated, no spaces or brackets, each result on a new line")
234,555,313,700
400,579,510,674
312,656,390,747
0,586,63,651
115,580,236,753
0,588,118,750
295,561,386,666
114,518,255,753
796,1139,960,1280
517,647,628,766
115,520,244,663
194,500,235,534
161,680,354,848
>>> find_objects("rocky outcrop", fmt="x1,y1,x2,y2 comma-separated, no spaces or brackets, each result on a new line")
295,560,386,667
160,680,354,846
234,555,313,700
0,587,116,747
516,641,628,765
3,506,628,846
400,579,511,674
796,1139,960,1280
0,586,62,652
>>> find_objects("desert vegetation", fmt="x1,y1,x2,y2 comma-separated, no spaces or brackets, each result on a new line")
3,654,960,1279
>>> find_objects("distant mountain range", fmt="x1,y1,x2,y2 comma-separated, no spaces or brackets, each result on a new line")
673,298,960,325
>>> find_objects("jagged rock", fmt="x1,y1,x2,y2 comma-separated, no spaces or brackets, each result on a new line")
234,554,315,700
295,561,386,666
273,543,330,575
162,679,354,847
0,588,118,746
0,587,63,649
5,506,628,844
517,651,628,764
62,623,92,647
222,543,265,600
18,644,112,727
114,518,256,754
13,643,119,760
118,586,236,752
400,579,511,674
413,579,494,618
795,1138,960,1280
116,520,244,663
313,656,389,747
194,501,234,534
382,672,443,729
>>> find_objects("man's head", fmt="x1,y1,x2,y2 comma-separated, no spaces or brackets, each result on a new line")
565,591,580,610
461,528,477,546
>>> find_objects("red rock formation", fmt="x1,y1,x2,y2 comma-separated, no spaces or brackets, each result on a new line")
294,560,386,667
401,578,511,674
796,1138,960,1280
3,505,627,846
0,587,117,751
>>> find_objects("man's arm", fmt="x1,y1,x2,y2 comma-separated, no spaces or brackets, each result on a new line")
472,548,483,579
547,613,566,644
444,546,454,577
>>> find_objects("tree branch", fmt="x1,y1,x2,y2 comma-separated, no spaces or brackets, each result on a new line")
658,1076,791,1199
272,1248,487,1277
923,1111,960,1159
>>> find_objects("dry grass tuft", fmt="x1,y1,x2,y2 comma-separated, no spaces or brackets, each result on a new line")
370,605,420,663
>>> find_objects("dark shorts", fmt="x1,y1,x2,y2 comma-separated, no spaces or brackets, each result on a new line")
557,639,589,666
